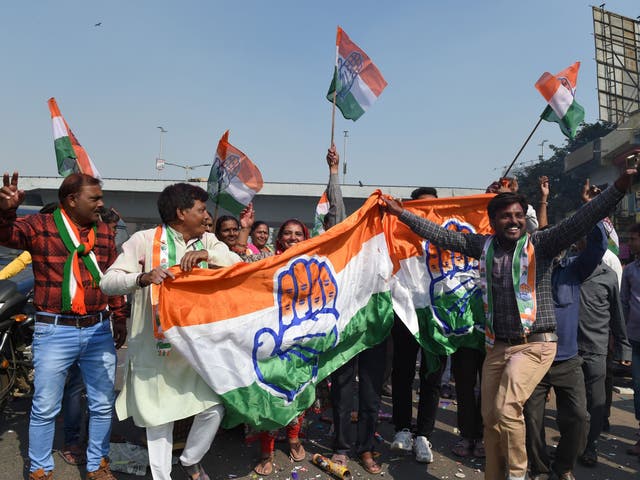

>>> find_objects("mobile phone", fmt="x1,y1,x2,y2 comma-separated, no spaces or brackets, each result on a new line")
626,154,638,170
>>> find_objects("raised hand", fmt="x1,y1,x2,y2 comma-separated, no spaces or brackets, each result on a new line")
252,257,340,402
239,202,255,229
0,172,25,210
379,195,404,217
327,144,339,174
539,176,549,199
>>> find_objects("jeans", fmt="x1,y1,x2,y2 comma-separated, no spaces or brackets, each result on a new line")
524,356,589,476
29,319,116,473
632,340,640,421
331,340,386,456
391,315,446,437
62,362,86,446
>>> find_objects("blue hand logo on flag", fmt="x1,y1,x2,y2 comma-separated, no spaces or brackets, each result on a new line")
337,52,363,101
425,219,482,336
209,153,242,197
252,256,340,403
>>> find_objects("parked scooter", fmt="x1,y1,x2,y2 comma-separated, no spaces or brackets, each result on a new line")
0,279,34,409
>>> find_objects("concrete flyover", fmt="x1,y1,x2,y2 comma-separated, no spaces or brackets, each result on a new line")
19,176,484,233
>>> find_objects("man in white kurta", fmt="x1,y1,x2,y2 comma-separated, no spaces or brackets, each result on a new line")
101,183,240,480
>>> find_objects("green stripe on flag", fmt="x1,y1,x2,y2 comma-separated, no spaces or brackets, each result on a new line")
541,101,585,139
215,191,247,216
326,66,366,121
54,136,77,177
220,291,394,430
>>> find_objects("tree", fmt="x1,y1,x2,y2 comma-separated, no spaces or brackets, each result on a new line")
514,121,616,224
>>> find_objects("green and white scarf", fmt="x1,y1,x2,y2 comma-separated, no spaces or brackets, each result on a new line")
53,207,102,314
479,234,537,348
151,225,207,356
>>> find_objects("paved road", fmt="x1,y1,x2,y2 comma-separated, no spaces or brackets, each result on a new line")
1,382,638,479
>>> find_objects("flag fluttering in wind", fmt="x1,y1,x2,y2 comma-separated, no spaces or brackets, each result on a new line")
207,130,263,216
326,26,387,121
535,62,585,139
48,98,101,178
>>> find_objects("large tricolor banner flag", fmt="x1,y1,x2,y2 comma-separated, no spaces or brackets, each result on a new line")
159,194,394,429
207,130,263,216
535,62,585,139
326,26,388,121
48,98,101,178
384,195,493,360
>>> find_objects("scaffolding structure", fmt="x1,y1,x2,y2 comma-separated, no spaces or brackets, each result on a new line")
592,6,640,125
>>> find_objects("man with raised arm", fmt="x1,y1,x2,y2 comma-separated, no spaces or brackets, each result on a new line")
380,167,636,480
0,172,127,480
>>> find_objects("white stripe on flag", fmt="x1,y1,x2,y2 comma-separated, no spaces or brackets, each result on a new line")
52,117,68,140
164,233,392,394
350,75,378,111
548,87,573,119
226,175,257,205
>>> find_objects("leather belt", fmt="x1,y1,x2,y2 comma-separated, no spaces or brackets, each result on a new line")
35,311,110,328
495,332,558,345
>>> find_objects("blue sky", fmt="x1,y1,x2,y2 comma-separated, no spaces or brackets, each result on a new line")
1,1,638,189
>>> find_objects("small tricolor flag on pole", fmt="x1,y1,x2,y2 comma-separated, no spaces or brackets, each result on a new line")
326,26,387,121
207,130,263,216
311,192,330,237
48,98,101,178
535,62,585,139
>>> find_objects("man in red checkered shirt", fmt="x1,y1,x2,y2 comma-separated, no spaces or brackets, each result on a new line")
0,172,127,480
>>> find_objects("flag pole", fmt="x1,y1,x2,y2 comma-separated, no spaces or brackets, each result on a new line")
330,28,339,146
502,116,543,178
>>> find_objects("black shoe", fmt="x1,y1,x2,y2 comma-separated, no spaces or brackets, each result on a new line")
578,448,598,467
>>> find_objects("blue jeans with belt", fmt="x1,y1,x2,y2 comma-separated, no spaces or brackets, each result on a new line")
29,317,116,473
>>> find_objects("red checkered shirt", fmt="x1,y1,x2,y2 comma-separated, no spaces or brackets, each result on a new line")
0,210,127,323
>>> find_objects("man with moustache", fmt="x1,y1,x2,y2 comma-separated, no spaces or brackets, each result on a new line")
380,167,636,480
0,172,127,480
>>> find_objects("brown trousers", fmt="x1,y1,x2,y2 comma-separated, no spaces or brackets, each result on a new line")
481,341,557,480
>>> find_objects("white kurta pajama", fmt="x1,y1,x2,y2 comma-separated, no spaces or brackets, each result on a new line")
101,226,240,479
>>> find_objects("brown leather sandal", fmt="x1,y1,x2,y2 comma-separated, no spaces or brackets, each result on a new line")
289,441,306,462
253,454,275,476
359,451,382,475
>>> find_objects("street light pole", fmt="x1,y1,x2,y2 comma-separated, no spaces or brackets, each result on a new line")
156,127,167,177
342,130,349,184
538,139,548,161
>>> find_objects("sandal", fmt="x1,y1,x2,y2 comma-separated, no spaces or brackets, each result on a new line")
359,451,382,475
58,444,87,465
331,453,349,467
451,438,473,458
289,441,306,462
253,454,275,476
179,461,210,480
